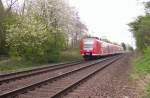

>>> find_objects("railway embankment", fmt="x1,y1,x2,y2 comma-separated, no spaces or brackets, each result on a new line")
0,53,147,98
0,49,82,73
0,55,119,97
130,51,150,98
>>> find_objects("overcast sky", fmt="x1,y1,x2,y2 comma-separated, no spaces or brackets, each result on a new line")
69,0,148,48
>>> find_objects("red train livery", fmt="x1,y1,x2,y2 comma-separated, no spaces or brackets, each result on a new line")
80,37,123,59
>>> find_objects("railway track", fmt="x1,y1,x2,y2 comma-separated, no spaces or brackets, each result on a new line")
0,55,122,98
0,60,85,84
0,58,105,97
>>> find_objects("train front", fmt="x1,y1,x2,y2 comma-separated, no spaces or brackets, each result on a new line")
80,38,95,59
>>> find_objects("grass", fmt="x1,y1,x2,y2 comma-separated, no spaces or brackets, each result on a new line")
0,58,39,72
145,82,150,98
0,48,82,72
59,48,82,62
133,54,150,74
131,52,150,97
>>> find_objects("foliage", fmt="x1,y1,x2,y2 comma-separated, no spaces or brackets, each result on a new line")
0,58,36,72
129,15,150,52
143,46,150,54
6,15,65,63
0,47,82,72
128,1,150,53
131,48,150,97
0,0,87,63
0,0,17,55
59,48,82,62
129,1,150,94
24,0,87,49
121,42,127,51
144,1,150,14
145,81,150,98
133,52,150,74
128,46,134,52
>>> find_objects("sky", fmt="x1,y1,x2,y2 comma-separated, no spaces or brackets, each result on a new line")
68,0,148,48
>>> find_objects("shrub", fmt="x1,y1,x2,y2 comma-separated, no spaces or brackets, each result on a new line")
6,15,65,63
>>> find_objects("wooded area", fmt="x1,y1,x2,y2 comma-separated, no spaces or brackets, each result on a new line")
129,1,150,53
0,0,87,62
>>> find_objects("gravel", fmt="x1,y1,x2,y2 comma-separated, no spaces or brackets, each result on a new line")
0,59,103,95
64,54,141,98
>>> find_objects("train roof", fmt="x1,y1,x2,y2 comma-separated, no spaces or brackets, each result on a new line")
83,37,122,48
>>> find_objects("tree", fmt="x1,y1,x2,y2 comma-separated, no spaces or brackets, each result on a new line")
26,0,87,48
0,0,5,55
128,1,150,53
0,0,87,62
127,45,134,52
0,0,4,12
129,15,150,52
128,46,134,52
0,0,18,55
121,42,127,51
5,0,87,62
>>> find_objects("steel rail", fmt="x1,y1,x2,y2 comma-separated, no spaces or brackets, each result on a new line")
51,56,121,98
0,60,83,77
0,60,85,84
0,56,116,98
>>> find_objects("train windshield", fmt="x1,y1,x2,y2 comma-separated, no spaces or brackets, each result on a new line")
83,38,93,50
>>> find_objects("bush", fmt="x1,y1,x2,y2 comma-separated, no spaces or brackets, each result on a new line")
144,47,150,54
6,15,65,63
59,48,82,62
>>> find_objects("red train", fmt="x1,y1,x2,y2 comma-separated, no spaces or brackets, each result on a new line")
80,37,123,59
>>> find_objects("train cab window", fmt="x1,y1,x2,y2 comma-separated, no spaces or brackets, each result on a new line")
84,43,93,49
83,38,93,50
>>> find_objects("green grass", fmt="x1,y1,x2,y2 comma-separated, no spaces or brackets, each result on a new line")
59,48,82,62
133,54,150,74
145,82,150,98
0,58,39,72
0,48,82,72
131,52,150,97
